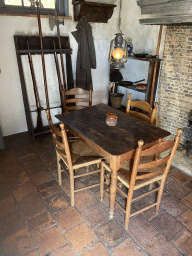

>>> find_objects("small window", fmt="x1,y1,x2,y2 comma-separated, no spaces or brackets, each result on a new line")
0,0,68,16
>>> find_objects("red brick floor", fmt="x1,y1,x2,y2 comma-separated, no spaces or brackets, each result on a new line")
0,132,192,256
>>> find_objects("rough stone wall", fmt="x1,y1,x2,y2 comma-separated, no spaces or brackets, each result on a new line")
157,26,192,140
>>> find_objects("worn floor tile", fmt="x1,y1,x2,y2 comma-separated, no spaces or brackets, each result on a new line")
95,219,127,247
54,206,84,232
184,179,192,190
81,202,109,228
27,210,55,235
74,190,98,211
142,233,181,256
1,228,35,256
165,180,191,200
80,173,100,186
0,211,27,240
8,170,30,187
112,236,146,256
61,179,84,197
178,208,192,231
19,153,39,165
44,192,70,214
182,193,192,208
33,226,67,256
0,184,12,201
30,170,54,186
79,241,110,256
0,196,19,218
65,222,98,253
19,193,47,219
24,161,50,175
127,215,158,245
52,244,76,256
172,230,192,256
12,181,37,201
150,211,185,240
160,194,189,217
24,249,39,256
169,168,192,184
37,180,62,198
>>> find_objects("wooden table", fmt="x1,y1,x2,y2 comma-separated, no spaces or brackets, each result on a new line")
56,104,170,218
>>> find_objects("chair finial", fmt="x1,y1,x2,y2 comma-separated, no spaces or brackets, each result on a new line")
138,140,144,148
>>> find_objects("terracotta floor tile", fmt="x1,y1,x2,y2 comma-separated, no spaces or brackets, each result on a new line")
44,192,70,214
112,236,146,256
113,205,126,226
178,208,192,231
14,145,34,157
0,196,19,218
33,226,67,256
19,153,39,165
19,193,47,219
165,180,191,200
0,184,12,201
52,244,76,256
182,192,192,208
160,194,189,217
13,181,37,201
61,179,84,197
81,202,109,228
8,170,30,187
30,170,54,186
150,211,185,240
127,215,158,245
37,180,62,198
142,233,181,256
93,191,110,208
54,206,84,232
169,168,192,184
80,173,100,186
3,162,24,176
1,228,35,256
24,161,50,175
79,241,110,256
95,219,127,247
0,211,27,240
172,230,192,255
38,150,57,171
27,210,55,235
74,190,98,211
65,222,98,253
184,179,192,189
24,249,39,256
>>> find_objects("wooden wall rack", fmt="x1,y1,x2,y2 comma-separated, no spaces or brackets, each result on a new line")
14,35,74,138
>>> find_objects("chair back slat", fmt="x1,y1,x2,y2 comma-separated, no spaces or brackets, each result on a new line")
130,100,153,113
141,141,174,156
66,98,89,103
138,154,170,170
65,87,89,95
63,85,92,113
53,135,65,150
126,93,158,125
136,167,165,180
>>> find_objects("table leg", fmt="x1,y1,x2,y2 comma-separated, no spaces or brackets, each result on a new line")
109,156,120,219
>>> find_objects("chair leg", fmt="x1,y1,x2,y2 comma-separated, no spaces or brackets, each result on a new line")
155,179,166,214
69,168,75,207
56,153,62,186
125,190,134,230
100,162,104,202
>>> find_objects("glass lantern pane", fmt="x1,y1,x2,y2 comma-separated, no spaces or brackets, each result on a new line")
41,0,55,8
5,0,22,5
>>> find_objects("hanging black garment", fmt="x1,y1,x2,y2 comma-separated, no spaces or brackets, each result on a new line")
72,16,96,90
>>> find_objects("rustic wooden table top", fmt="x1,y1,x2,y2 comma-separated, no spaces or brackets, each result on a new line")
56,104,170,156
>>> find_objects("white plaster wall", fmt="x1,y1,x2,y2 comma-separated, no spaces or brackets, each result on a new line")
0,0,163,136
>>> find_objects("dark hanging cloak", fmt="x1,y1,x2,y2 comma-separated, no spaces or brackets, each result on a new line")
72,16,96,90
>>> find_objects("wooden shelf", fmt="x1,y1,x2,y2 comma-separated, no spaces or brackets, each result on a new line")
72,1,116,23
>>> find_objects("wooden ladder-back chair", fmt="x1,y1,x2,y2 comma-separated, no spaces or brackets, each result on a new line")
46,110,103,206
63,85,92,112
126,93,158,125
101,129,183,230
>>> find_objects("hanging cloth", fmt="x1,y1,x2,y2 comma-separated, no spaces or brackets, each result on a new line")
72,15,96,90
